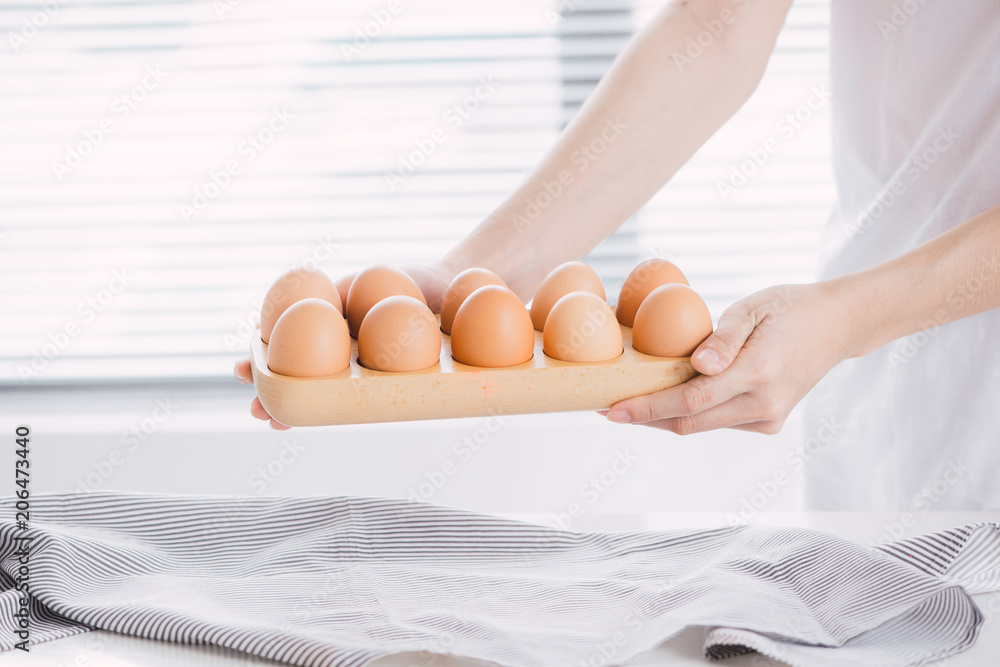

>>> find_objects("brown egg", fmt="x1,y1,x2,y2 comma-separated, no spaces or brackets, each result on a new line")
530,261,606,331
358,296,441,372
616,259,689,327
334,273,355,315
543,292,622,363
451,285,534,368
631,284,712,358
346,265,426,338
266,298,351,377
440,268,507,335
260,267,341,344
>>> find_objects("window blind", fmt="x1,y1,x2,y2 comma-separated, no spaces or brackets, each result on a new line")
0,0,833,386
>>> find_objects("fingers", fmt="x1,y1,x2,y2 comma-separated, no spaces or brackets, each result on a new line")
691,303,757,375
402,263,453,313
635,394,782,435
607,371,746,424
234,358,253,385
238,360,290,429
250,397,291,430
730,421,784,435
250,396,270,420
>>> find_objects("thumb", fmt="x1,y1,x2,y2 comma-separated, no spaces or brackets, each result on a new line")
691,304,755,375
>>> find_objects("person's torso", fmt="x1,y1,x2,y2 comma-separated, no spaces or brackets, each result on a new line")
802,0,1000,511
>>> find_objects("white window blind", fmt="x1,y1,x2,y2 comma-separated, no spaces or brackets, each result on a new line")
0,0,833,386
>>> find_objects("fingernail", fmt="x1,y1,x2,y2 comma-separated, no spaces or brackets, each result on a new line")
607,410,632,424
693,348,719,368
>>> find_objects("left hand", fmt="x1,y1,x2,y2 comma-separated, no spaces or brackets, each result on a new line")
604,282,856,434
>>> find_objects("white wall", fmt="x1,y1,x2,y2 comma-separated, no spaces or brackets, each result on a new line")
4,384,806,519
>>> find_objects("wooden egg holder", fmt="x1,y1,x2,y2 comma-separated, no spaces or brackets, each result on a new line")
249,314,696,426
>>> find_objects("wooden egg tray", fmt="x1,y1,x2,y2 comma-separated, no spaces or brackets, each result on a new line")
249,315,697,426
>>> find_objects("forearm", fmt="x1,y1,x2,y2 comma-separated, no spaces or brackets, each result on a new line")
834,203,1000,359
441,0,793,300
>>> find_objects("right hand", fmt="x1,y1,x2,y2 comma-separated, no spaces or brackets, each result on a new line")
235,262,457,429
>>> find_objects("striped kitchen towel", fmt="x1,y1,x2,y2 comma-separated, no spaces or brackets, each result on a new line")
0,493,997,667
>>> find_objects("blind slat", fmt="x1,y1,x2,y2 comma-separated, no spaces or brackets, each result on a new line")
1,0,833,385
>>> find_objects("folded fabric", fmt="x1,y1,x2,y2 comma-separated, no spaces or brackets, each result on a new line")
0,493,997,667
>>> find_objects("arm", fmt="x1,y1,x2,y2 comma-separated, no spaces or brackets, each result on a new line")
607,203,1000,432
834,204,1000,359
238,0,794,428
442,0,794,299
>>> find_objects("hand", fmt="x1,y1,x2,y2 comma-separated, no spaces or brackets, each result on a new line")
235,262,456,429
234,359,291,430
604,282,855,435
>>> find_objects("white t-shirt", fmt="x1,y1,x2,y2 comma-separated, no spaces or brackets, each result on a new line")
801,1,1000,510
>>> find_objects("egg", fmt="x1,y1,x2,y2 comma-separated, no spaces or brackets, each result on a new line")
358,296,441,372
631,284,712,358
260,267,341,344
530,261,606,331
440,268,507,335
451,285,534,367
334,273,355,315
346,265,426,338
266,298,351,377
542,292,623,363
616,259,689,327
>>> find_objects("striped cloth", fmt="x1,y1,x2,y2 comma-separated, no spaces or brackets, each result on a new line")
1,493,997,666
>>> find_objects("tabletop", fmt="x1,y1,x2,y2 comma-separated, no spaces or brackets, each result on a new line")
6,510,998,667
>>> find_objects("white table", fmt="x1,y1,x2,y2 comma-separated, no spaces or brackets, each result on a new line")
7,511,998,667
